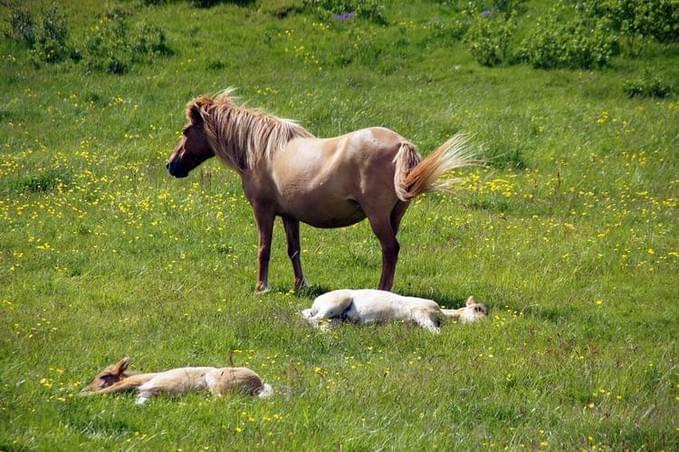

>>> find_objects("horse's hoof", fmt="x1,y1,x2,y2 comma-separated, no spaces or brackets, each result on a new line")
294,278,310,291
255,285,271,294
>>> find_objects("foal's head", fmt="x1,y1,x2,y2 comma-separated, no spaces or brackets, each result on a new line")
458,296,488,323
166,97,215,178
81,357,130,393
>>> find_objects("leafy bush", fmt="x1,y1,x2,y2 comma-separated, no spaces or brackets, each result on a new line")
428,5,476,43
576,0,679,43
133,23,173,57
259,0,305,18
192,0,255,7
429,16,469,43
519,12,617,69
84,15,132,74
5,8,36,47
436,0,527,17
303,0,387,25
465,14,515,66
489,0,527,15
623,73,672,98
84,15,173,74
22,6,80,63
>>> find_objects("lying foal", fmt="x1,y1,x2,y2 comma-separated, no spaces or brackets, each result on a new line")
81,357,273,404
302,289,487,334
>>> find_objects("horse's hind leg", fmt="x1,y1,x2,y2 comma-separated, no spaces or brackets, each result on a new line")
283,217,308,290
390,201,410,235
365,208,400,291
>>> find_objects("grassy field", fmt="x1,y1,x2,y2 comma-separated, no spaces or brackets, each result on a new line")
1,0,678,450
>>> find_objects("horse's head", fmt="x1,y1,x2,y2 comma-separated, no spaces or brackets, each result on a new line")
81,357,130,394
166,97,215,178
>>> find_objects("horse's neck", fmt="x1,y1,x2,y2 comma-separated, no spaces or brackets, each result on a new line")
207,106,309,173
207,117,251,172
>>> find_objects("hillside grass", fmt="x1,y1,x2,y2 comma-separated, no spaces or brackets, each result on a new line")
1,0,678,450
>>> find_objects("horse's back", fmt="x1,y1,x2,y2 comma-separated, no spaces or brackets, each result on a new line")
269,128,407,227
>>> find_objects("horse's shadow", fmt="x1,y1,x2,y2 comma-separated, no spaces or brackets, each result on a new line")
267,284,331,300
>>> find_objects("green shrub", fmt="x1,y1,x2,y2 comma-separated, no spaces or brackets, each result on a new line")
623,73,672,98
491,0,527,15
84,15,173,74
465,14,515,67
259,0,305,18
428,5,475,43
5,7,36,47
84,15,132,74
192,0,219,7
29,6,79,64
303,0,387,25
133,22,173,57
436,0,527,17
192,0,255,7
576,0,679,43
519,12,617,69
429,17,469,43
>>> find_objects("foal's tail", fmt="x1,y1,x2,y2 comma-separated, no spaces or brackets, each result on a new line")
393,133,476,202
256,383,274,399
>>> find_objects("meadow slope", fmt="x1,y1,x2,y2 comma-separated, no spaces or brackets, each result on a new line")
1,0,678,450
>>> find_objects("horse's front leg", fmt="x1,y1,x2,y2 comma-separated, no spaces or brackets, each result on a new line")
254,208,275,293
282,217,308,290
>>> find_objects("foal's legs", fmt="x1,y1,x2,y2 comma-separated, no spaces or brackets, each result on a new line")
135,389,157,405
365,208,400,291
254,207,274,293
282,217,308,290
412,312,442,334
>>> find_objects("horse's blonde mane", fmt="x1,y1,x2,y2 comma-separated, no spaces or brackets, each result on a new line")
198,89,313,172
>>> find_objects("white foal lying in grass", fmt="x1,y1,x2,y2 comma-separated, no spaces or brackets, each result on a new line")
81,357,273,405
302,289,487,334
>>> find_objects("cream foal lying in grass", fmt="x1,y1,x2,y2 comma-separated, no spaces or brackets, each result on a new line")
81,357,273,405
302,289,487,334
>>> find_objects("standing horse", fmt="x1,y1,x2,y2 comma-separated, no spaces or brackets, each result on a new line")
166,90,474,292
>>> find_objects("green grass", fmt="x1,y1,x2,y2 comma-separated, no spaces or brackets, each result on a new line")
1,1,678,450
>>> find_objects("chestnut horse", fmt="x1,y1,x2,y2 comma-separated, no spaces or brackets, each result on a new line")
167,90,474,292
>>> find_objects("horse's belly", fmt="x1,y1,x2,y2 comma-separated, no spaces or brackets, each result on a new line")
284,198,366,228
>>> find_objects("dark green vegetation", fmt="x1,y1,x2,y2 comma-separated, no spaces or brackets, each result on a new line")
1,0,677,449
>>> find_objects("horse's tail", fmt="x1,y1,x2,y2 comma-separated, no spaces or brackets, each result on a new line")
393,133,476,202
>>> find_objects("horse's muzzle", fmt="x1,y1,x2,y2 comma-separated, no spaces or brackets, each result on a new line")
167,160,188,178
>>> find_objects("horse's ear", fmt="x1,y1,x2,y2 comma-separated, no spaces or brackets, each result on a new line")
187,97,211,125
466,296,477,306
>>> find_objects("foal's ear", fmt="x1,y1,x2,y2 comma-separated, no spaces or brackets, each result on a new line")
186,97,211,125
465,296,477,306
113,357,130,374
